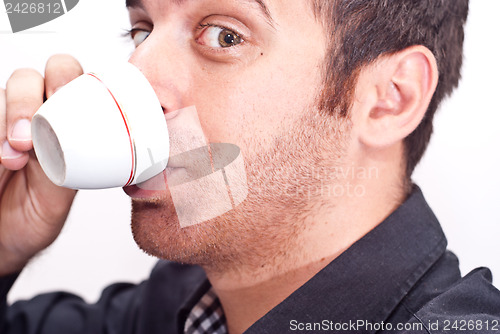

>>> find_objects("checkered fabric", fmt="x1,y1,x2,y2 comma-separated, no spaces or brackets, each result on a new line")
184,287,228,334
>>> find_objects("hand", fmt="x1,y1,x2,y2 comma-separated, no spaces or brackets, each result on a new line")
0,55,83,276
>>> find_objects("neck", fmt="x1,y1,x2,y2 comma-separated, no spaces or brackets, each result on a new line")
204,154,407,334
206,256,336,334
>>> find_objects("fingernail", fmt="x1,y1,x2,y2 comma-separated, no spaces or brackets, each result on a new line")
10,119,32,142
1,141,24,160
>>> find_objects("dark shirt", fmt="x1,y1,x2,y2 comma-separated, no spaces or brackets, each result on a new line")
1,186,500,333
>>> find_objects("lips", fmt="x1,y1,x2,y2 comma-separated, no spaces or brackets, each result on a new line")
163,106,180,121
122,106,182,199
123,184,159,199
124,105,212,199
123,147,212,199
123,167,180,199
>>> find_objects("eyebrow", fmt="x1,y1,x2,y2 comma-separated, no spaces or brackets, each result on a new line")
126,0,274,27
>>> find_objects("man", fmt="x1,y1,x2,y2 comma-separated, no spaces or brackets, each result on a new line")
1,0,499,333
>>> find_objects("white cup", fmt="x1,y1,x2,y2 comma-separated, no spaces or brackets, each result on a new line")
31,62,170,189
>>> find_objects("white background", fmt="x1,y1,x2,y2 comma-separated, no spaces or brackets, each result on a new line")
0,0,499,304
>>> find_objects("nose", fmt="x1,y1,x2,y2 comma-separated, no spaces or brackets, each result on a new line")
128,30,188,113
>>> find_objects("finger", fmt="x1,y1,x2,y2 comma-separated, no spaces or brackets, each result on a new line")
0,88,6,155
0,88,7,163
5,68,44,152
0,88,29,169
26,151,77,222
45,54,84,98
1,142,29,170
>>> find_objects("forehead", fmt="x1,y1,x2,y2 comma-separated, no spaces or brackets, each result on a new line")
126,0,315,23
126,0,270,14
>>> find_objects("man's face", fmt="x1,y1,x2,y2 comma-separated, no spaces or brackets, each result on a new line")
126,0,350,268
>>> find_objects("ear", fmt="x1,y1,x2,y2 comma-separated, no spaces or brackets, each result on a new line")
354,46,438,149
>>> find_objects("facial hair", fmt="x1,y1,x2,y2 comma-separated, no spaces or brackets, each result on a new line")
130,104,350,273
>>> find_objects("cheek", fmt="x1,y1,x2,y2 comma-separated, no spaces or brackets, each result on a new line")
188,60,323,155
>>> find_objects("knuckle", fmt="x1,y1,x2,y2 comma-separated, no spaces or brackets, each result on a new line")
45,54,82,96
5,69,44,109
8,97,41,111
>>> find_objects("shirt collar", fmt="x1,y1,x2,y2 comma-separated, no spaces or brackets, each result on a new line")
246,185,447,333
178,186,447,334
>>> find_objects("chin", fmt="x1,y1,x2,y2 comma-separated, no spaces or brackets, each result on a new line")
130,196,238,267
129,179,287,272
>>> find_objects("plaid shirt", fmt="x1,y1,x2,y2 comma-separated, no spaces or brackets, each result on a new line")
184,287,228,334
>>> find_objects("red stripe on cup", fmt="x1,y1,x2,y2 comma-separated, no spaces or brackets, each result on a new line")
87,73,136,187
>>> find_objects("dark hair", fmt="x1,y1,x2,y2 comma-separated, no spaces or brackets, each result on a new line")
313,0,469,178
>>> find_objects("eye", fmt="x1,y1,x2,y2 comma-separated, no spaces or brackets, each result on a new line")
129,29,151,47
197,25,243,48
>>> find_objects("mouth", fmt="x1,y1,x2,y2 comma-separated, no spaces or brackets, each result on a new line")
123,167,184,199
163,106,180,121
123,105,191,199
